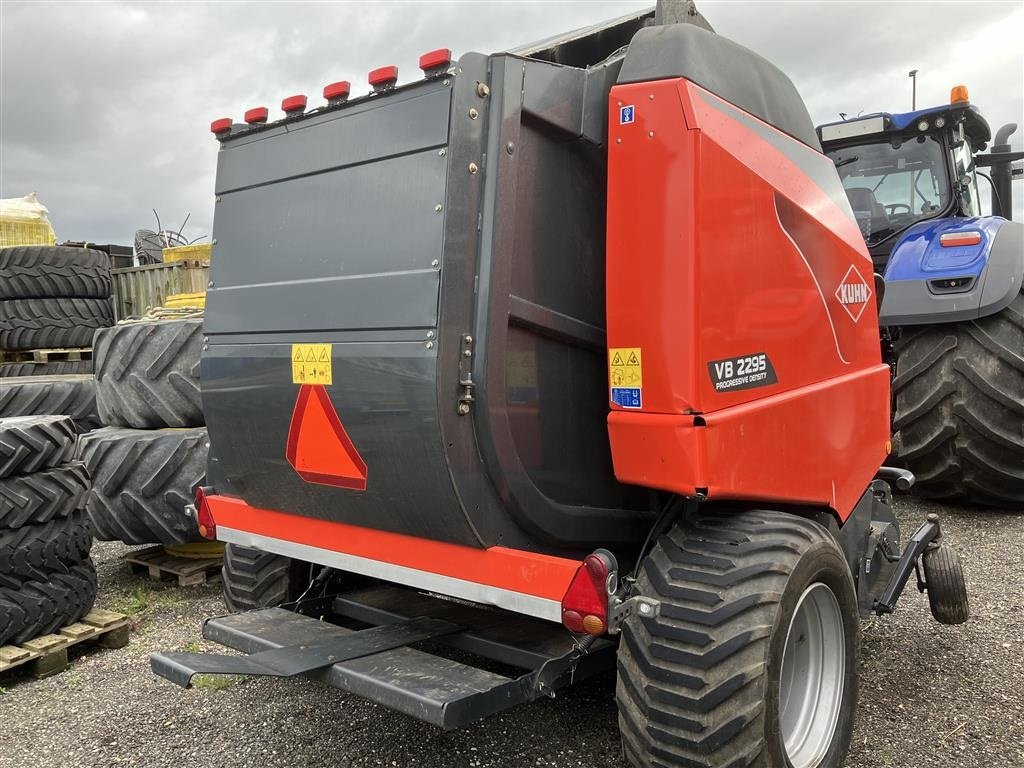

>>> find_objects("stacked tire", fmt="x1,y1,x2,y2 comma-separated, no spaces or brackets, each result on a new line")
0,415,96,646
78,317,208,546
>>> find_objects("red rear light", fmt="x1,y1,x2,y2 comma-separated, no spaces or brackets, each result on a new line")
561,552,612,636
419,48,451,75
210,118,232,137
369,65,398,91
195,486,217,540
281,94,307,115
323,80,351,103
939,231,982,247
244,107,269,125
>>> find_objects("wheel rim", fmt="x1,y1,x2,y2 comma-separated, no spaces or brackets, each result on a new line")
779,582,845,768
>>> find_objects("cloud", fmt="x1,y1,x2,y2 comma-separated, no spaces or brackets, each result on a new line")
1,0,1021,243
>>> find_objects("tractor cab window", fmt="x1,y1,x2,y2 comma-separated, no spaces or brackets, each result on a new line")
952,138,981,217
826,135,951,245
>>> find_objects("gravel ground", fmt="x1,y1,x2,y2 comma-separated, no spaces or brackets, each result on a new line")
1,495,1021,768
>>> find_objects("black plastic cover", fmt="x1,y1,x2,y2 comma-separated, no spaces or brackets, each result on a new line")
618,23,821,151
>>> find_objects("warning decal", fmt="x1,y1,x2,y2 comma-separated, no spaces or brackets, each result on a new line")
292,343,333,385
609,347,643,408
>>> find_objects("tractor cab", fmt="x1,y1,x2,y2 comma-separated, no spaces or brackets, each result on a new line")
817,87,991,270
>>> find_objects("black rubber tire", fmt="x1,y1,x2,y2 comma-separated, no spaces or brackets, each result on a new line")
0,511,93,588
0,462,90,529
0,415,76,479
922,543,969,625
77,426,207,546
0,297,113,350
0,359,93,377
0,245,111,299
93,318,203,429
892,289,1024,508
0,558,97,645
0,374,99,431
616,510,859,768
222,544,314,612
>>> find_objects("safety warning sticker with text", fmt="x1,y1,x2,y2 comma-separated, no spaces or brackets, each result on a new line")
292,343,333,385
609,347,643,409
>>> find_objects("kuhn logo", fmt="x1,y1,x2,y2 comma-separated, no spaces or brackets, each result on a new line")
835,265,872,322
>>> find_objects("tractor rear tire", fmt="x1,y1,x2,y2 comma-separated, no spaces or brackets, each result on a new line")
0,462,90,529
0,245,111,299
892,290,1024,508
93,318,203,429
0,360,94,377
77,426,207,546
222,544,314,612
616,510,859,768
0,559,97,645
0,297,113,350
0,511,93,587
922,543,969,625
0,374,99,431
0,415,76,479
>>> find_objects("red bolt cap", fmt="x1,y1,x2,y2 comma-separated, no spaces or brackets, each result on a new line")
210,118,232,136
419,48,451,74
281,94,307,114
368,65,398,89
244,107,269,124
323,80,351,102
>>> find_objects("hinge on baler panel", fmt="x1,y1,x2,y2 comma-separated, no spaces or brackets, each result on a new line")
457,334,475,415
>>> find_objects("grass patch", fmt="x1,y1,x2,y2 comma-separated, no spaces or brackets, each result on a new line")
192,674,247,691
110,585,185,627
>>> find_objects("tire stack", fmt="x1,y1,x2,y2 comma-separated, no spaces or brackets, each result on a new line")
78,316,208,546
0,415,96,646
0,246,113,432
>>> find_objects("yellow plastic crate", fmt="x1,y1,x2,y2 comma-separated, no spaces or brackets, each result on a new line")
0,218,56,248
164,291,206,309
162,243,212,263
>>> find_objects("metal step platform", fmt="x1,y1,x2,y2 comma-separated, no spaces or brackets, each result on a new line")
151,586,615,729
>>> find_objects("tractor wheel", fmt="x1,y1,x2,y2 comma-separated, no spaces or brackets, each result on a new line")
922,544,969,625
0,245,111,299
77,426,207,546
0,297,113,350
892,289,1024,508
0,415,76,479
0,374,99,431
0,559,97,645
0,359,93,377
92,317,203,429
222,544,315,612
0,511,93,587
617,509,859,768
0,462,90,529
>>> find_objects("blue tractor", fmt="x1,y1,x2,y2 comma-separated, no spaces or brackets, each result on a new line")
818,86,1023,508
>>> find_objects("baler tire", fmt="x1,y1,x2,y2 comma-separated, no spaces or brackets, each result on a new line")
0,511,93,587
0,462,90,529
0,245,111,300
76,426,207,546
0,359,93,378
922,544,969,625
892,289,1024,508
0,415,76,479
616,509,859,768
0,559,97,645
0,297,113,350
0,374,99,431
92,318,203,429
222,544,311,612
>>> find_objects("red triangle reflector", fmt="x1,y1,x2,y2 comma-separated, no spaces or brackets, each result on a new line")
286,384,367,490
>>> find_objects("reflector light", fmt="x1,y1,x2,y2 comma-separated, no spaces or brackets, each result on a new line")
281,94,307,115
195,486,217,540
369,65,398,90
561,553,611,636
323,80,351,103
244,107,269,124
210,118,232,136
950,84,970,104
940,231,982,247
286,384,368,490
419,48,452,74
917,120,929,132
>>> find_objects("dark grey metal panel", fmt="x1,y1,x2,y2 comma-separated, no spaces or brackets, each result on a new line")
216,86,451,193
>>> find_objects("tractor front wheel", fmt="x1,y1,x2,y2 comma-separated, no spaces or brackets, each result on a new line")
616,509,859,768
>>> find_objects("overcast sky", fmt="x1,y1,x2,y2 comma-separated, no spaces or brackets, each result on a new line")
2,0,1022,244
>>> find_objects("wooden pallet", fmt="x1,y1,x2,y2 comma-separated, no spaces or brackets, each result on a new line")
0,347,93,364
124,545,223,587
0,609,130,679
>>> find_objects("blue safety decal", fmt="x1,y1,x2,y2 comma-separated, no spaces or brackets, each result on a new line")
619,105,635,125
611,387,642,409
